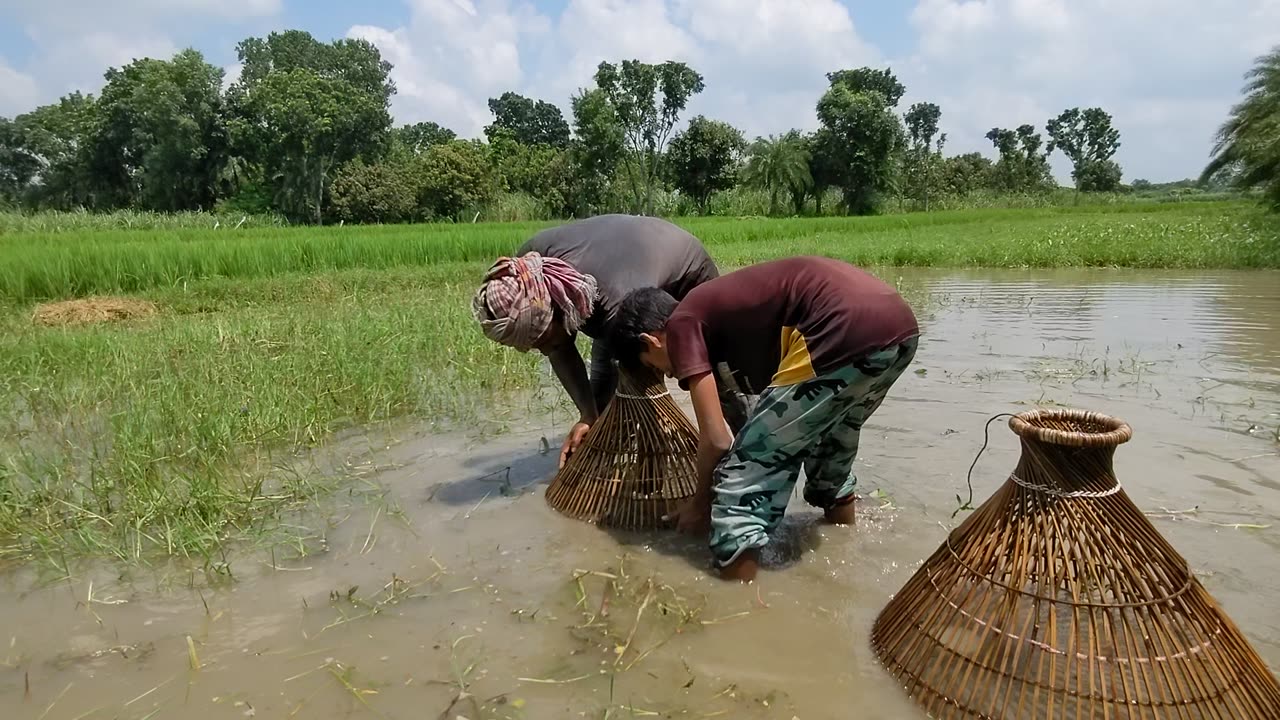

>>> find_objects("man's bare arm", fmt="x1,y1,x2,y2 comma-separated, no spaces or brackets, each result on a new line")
546,343,599,424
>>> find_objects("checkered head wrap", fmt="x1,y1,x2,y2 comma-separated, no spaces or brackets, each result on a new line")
471,252,599,351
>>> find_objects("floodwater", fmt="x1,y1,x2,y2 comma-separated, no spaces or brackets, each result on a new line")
3,269,1279,720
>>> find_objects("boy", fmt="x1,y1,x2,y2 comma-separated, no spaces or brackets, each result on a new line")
472,214,750,468
612,256,919,582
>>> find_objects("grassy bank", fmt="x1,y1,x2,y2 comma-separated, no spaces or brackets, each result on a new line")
0,267,556,566
3,202,1277,304
1,201,1277,567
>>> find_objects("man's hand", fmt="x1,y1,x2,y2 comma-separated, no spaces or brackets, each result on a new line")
559,421,592,468
666,492,713,535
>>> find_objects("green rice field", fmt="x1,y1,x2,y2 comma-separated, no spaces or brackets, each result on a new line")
3,202,1277,305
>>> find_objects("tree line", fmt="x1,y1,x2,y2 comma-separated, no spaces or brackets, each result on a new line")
2,29,1258,225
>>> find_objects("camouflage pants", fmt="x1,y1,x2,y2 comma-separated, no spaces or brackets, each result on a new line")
708,337,918,568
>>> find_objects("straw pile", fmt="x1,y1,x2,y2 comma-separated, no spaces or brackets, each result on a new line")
32,297,157,327
871,408,1280,719
544,365,699,530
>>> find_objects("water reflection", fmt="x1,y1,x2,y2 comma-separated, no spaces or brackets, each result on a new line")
899,268,1280,437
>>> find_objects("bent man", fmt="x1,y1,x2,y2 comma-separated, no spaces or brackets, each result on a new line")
472,214,750,466
611,256,919,582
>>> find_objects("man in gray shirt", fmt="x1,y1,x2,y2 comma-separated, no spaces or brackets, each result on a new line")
472,214,748,466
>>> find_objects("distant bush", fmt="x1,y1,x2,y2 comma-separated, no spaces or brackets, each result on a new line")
330,160,422,224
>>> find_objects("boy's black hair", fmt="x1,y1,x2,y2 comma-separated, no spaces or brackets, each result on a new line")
612,287,680,370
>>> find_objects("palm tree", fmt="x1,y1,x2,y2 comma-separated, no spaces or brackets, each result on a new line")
1202,45,1280,208
743,132,812,216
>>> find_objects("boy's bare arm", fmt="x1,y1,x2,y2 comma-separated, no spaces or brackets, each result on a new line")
666,372,732,534
688,372,733,496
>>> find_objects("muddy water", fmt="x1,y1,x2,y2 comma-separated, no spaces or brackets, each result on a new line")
3,269,1279,720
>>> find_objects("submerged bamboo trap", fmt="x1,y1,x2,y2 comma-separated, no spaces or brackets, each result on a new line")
544,366,699,530
871,408,1280,719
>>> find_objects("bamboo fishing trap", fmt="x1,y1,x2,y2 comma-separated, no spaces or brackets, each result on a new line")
544,365,699,530
871,407,1280,719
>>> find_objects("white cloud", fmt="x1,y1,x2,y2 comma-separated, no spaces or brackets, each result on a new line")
675,0,868,73
221,63,245,93
0,61,40,117
900,0,1280,181
17,27,180,103
349,0,549,137
519,0,874,141
547,0,697,95
0,0,280,115
672,0,876,137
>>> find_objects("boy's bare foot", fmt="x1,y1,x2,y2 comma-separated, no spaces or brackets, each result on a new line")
824,497,856,525
718,549,760,582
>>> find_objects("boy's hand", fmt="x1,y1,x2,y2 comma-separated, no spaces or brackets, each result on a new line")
666,493,713,535
559,422,591,468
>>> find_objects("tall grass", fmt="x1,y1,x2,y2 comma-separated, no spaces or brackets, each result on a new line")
0,267,552,564
2,202,1275,304
0,208,287,234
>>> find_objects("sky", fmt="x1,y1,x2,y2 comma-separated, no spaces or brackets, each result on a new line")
1,0,1278,183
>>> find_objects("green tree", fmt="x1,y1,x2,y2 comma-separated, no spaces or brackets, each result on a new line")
485,92,571,148
593,59,705,215
488,127,574,216
1073,159,1123,193
807,129,844,216
569,88,625,216
903,102,944,210
9,93,100,209
393,122,456,155
939,152,995,196
816,67,905,214
227,31,394,223
416,140,498,220
825,68,906,107
229,69,389,224
1202,45,1280,209
665,115,746,213
0,118,42,203
89,49,233,211
1046,107,1122,192
330,158,421,223
743,132,811,216
986,124,1054,192
234,30,395,106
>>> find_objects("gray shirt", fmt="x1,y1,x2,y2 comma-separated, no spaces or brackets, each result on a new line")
517,214,719,414
517,214,719,340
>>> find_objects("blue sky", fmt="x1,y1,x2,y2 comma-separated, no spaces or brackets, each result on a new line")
2,0,1278,183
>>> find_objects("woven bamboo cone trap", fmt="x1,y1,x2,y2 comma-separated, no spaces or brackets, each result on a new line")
871,407,1280,719
544,365,699,530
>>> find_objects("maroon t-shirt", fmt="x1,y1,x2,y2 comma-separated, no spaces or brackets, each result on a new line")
664,256,919,395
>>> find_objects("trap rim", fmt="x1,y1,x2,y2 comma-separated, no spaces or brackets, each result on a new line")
1009,407,1133,448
